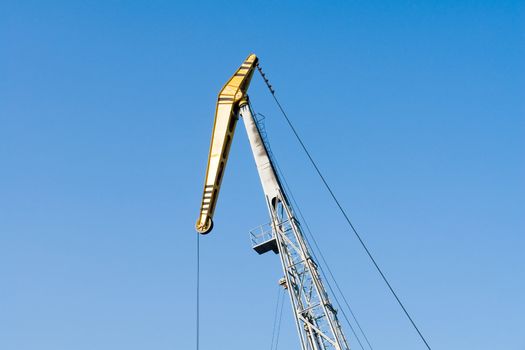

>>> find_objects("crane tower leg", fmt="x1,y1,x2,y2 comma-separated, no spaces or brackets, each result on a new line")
239,100,351,350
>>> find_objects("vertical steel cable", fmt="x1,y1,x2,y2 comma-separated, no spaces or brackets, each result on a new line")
273,289,285,350
270,286,282,350
196,233,200,350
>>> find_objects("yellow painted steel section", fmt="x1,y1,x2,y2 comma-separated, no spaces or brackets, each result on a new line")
196,54,259,234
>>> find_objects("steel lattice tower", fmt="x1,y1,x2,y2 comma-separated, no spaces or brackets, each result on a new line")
242,102,350,350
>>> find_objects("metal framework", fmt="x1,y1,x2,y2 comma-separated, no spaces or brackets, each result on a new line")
195,54,351,350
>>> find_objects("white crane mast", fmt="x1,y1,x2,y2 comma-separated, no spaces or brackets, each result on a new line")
241,101,350,350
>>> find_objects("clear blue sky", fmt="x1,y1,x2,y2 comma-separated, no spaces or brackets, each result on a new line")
1,1,524,349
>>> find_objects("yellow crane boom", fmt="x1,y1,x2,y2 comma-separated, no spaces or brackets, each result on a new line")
195,54,259,234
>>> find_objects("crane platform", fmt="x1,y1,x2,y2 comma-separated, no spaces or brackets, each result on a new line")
249,223,278,254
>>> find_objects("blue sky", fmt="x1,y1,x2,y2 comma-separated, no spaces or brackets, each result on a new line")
1,1,524,349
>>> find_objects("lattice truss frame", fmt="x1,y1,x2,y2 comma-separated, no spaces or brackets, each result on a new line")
268,195,351,350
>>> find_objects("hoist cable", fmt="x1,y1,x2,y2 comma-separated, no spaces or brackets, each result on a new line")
273,288,285,350
256,65,433,350
196,233,200,350
270,286,282,350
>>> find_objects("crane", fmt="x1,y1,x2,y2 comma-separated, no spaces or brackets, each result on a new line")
196,54,351,350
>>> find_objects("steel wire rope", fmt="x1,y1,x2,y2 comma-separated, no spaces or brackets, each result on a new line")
270,285,283,350
196,233,200,350
256,64,433,350
273,288,285,350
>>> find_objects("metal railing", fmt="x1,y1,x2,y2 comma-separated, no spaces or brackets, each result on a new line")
249,222,275,248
